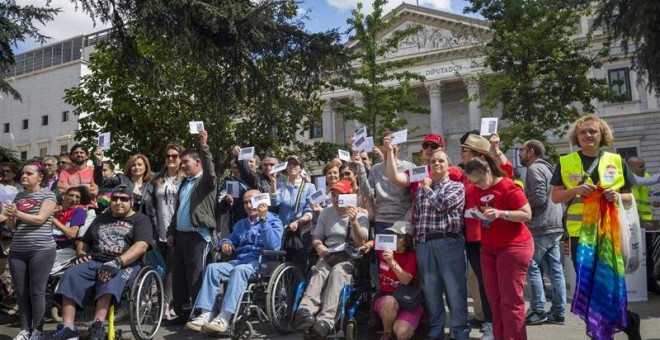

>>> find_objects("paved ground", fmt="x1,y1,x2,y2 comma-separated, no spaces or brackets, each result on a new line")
1,293,659,339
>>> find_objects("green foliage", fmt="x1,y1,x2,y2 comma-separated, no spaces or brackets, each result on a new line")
0,146,19,163
587,0,660,92
332,0,428,137
65,0,346,167
465,0,622,156
0,0,59,100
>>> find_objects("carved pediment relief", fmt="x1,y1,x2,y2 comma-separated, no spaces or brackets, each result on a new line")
379,22,481,59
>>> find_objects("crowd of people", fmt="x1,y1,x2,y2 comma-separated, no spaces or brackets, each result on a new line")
0,115,658,340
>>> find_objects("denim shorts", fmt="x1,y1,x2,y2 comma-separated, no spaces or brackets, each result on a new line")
55,260,139,310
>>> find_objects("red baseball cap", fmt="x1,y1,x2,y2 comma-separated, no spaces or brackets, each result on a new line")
329,179,353,194
422,133,445,148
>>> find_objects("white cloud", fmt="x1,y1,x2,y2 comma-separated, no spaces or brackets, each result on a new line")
15,0,110,51
326,0,452,13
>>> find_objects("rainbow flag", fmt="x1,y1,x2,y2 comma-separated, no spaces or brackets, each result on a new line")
571,188,628,339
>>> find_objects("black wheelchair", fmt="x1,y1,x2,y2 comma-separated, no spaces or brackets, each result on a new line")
48,250,164,340
206,249,304,339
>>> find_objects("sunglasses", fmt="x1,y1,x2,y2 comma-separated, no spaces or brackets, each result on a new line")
111,195,131,202
165,154,179,160
341,171,353,177
422,143,440,150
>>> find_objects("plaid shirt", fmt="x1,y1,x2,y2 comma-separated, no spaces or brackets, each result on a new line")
413,177,465,243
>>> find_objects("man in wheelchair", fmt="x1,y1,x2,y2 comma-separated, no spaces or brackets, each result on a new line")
185,189,283,333
47,185,153,340
294,179,368,339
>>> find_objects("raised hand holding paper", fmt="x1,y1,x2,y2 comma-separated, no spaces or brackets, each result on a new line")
238,147,255,161
362,137,374,153
409,165,429,183
390,129,408,146
270,162,287,174
355,126,367,140
310,189,326,205
98,132,111,151
189,121,205,134
226,181,240,198
250,193,271,207
375,234,397,251
338,149,351,162
337,194,357,207
480,118,498,136
353,136,366,152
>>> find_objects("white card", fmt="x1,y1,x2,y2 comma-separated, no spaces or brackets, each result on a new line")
390,129,408,146
327,242,346,253
464,208,488,221
309,189,326,205
355,126,367,140
353,135,366,152
315,177,327,192
362,136,374,153
480,118,498,136
226,181,240,198
189,121,204,134
270,162,287,174
250,193,271,207
337,194,357,207
375,234,398,251
98,132,111,151
338,149,351,162
409,165,429,183
238,147,255,161
300,169,308,179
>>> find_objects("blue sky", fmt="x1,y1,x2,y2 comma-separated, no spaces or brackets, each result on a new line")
14,0,475,54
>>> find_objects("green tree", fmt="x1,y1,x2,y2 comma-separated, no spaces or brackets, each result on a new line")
465,0,622,155
587,0,660,91
332,0,428,137
0,0,59,100
65,1,346,166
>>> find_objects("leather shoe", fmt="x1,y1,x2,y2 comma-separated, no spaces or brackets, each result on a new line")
294,309,316,332
624,311,641,340
311,320,332,338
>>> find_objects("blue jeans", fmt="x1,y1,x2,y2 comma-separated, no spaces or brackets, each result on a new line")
194,260,257,315
417,237,469,340
527,232,566,317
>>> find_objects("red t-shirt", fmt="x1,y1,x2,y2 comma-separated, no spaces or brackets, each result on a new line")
58,167,97,208
464,177,531,249
377,249,418,294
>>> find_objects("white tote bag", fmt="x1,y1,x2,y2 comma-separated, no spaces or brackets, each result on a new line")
618,195,643,273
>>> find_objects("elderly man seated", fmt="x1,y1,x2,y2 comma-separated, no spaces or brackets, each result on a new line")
185,189,283,333
294,179,368,339
47,185,153,340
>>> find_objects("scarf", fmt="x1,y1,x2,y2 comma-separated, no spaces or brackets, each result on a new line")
571,187,628,339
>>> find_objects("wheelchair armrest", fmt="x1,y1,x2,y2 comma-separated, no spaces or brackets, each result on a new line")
260,250,287,257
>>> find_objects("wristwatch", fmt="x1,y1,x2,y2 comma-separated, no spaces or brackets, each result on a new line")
504,210,510,219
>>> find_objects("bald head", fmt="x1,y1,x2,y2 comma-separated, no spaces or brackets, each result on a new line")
627,156,645,176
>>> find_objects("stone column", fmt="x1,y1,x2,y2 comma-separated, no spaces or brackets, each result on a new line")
466,80,481,130
425,81,443,134
322,101,334,143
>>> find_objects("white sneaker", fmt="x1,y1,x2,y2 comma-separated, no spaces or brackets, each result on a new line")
203,316,229,333
185,314,209,332
480,322,494,340
13,330,30,340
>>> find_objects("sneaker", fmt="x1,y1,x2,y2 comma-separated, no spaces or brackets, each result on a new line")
87,321,105,340
310,320,331,338
545,314,565,325
13,330,30,340
525,311,547,325
28,330,44,340
45,325,78,340
204,316,229,333
480,322,494,340
185,314,209,332
294,309,315,332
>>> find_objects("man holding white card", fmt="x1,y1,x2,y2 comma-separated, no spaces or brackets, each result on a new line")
216,160,249,234
294,180,368,338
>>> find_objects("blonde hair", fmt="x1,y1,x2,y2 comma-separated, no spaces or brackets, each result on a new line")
124,154,153,182
568,115,614,147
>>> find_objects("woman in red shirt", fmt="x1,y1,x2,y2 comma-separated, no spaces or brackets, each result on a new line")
465,156,532,340
373,221,422,340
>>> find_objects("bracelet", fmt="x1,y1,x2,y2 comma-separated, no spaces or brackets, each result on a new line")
114,256,124,267
504,210,510,219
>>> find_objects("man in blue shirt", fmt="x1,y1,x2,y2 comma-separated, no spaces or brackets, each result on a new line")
185,189,283,333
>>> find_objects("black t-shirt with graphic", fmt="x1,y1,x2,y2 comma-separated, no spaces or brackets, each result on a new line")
82,210,153,262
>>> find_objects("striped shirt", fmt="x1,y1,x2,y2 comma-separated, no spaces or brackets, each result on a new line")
413,177,465,243
11,189,57,252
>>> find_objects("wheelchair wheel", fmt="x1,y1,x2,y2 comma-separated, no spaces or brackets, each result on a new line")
266,263,303,334
232,319,254,340
345,317,358,340
129,268,164,339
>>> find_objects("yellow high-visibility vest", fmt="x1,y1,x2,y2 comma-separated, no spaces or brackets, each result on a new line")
632,172,652,221
560,151,625,236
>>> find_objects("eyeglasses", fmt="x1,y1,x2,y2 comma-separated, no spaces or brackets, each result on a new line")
341,171,353,177
44,163,57,168
110,195,131,202
422,143,440,150
165,154,179,160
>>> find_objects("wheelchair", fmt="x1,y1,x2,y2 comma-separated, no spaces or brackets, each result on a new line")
292,253,374,340
205,249,304,339
48,250,164,340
